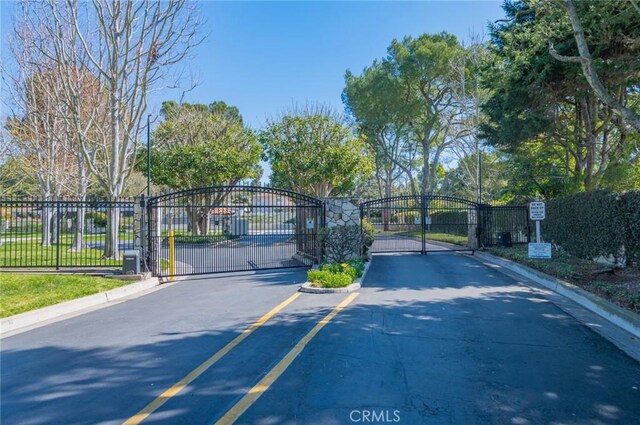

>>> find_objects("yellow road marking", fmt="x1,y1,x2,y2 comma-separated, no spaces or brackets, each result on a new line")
123,292,302,425
215,292,359,425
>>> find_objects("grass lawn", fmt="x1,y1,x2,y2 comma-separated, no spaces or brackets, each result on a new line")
486,245,640,313
392,230,468,246
1,232,134,241
0,273,131,317
0,243,121,267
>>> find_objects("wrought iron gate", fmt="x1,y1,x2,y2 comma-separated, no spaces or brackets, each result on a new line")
360,195,530,254
146,186,324,277
360,195,480,254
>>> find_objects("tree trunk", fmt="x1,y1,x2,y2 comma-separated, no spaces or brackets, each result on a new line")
72,206,85,252
383,179,392,231
104,205,120,259
41,205,52,247
72,156,89,252
50,208,59,245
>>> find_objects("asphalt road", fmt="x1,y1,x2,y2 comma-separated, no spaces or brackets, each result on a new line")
2,253,639,424
370,234,465,253
165,234,308,275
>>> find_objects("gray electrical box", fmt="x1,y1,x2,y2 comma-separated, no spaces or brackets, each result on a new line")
123,250,140,275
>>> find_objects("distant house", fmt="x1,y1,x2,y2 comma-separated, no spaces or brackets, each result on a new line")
209,207,236,216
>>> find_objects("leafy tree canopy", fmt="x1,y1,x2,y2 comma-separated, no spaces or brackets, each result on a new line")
142,101,261,190
259,107,374,197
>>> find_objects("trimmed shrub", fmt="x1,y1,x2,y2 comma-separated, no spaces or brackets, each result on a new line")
361,219,375,256
391,211,420,224
429,211,468,236
312,259,365,288
320,225,361,263
86,211,107,227
307,270,353,288
348,258,365,277
542,190,640,266
621,191,640,266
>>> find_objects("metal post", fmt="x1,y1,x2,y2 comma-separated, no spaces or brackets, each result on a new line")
55,200,61,270
147,114,151,197
139,195,147,272
168,229,175,280
421,194,426,255
536,220,541,243
476,141,482,205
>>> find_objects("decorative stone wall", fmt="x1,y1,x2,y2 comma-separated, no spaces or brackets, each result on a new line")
323,198,360,228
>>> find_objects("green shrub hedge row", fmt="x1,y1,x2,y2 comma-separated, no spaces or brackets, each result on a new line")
307,270,353,288
308,259,365,288
542,190,640,265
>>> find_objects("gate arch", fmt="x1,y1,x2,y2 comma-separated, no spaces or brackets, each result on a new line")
360,194,480,254
147,186,323,276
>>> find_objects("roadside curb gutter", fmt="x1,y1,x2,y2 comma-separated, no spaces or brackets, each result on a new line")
1,277,161,337
473,251,640,341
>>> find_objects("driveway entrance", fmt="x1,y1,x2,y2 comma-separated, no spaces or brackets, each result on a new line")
146,186,323,276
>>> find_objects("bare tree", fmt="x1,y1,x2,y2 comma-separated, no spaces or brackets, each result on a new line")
20,0,203,258
2,22,77,246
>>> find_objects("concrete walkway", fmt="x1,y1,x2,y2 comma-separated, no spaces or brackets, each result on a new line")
2,253,639,424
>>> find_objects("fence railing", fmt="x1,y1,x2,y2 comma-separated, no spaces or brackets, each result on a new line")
0,197,136,269
480,205,530,246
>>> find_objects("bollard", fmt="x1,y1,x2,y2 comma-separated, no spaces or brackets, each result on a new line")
168,230,175,281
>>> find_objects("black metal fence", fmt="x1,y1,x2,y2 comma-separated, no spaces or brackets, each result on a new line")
480,205,530,247
0,197,136,269
146,186,324,276
1,191,530,272
361,195,480,254
360,195,530,254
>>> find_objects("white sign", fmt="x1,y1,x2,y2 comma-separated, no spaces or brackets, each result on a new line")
425,216,432,225
414,216,420,225
529,202,546,221
528,243,552,259
306,218,315,229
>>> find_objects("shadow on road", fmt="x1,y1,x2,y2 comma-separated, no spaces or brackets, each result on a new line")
2,254,640,424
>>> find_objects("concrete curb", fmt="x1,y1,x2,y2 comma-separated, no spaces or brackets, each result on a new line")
1,277,161,336
299,281,361,294
299,259,371,294
473,251,640,339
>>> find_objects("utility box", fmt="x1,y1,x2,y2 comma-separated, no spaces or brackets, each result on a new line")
123,250,140,275
498,232,512,247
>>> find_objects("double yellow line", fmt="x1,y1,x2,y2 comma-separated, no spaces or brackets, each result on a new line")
124,291,359,425
216,292,359,424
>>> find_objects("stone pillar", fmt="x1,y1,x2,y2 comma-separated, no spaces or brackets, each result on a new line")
322,197,361,261
324,197,360,228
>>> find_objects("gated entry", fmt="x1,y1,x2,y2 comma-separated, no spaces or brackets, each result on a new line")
146,186,323,276
360,195,480,254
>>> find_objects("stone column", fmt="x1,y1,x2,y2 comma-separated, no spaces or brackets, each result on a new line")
322,197,361,261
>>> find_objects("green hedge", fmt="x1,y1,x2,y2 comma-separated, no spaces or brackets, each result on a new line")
542,190,640,265
308,270,353,288
429,211,468,236
621,192,640,265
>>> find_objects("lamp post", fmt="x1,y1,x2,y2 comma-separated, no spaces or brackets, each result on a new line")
477,139,482,204
146,114,151,197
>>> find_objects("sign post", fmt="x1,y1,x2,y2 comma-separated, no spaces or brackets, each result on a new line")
528,200,551,259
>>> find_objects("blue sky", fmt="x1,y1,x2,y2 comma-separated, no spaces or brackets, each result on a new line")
154,1,506,128
1,1,506,179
